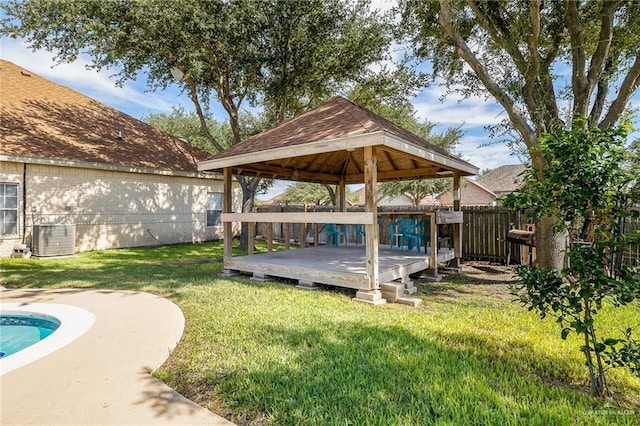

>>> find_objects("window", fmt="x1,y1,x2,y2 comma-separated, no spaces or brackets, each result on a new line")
0,183,18,236
206,192,223,227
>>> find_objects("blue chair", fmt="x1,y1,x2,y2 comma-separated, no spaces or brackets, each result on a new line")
389,217,416,250
325,223,346,247
354,224,366,245
402,220,423,253
355,219,382,245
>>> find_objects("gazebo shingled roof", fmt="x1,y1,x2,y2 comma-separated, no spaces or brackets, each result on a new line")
198,96,478,182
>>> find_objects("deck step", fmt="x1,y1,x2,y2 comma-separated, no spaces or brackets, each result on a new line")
380,282,404,303
397,296,422,307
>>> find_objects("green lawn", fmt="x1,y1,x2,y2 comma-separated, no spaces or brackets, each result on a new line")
1,242,639,425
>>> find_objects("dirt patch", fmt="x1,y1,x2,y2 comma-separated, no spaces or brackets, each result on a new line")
415,261,519,301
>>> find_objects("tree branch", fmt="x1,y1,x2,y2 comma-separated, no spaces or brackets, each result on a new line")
565,0,589,117
539,7,565,130
586,1,621,93
186,79,226,153
589,58,613,125
523,0,542,125
466,0,527,73
438,0,537,150
600,54,640,129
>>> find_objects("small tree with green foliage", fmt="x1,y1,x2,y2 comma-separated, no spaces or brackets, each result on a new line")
278,182,356,206
505,117,640,397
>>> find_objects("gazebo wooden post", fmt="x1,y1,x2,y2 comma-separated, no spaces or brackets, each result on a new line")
221,167,239,277
338,178,346,212
452,172,462,270
338,177,346,244
353,146,385,305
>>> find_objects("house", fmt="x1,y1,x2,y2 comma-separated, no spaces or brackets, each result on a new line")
437,164,525,206
0,59,240,258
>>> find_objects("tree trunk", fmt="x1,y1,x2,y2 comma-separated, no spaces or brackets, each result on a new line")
535,216,566,271
237,176,261,251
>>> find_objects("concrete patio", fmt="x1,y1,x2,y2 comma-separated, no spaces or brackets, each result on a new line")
0,288,235,425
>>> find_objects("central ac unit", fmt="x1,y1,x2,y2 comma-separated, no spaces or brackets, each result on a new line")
33,223,76,257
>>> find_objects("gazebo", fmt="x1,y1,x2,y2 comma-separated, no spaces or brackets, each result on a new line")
198,96,478,305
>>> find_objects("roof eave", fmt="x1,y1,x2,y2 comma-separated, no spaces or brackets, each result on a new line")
382,133,479,176
1,153,223,179
197,131,385,172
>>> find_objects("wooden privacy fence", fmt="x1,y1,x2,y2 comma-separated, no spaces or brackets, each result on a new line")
461,206,525,264
254,205,639,266
620,210,640,268
255,205,524,264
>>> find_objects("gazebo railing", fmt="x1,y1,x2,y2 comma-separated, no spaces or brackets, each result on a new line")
221,211,448,271
221,211,374,253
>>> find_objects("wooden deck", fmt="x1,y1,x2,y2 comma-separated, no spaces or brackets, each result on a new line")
224,244,455,290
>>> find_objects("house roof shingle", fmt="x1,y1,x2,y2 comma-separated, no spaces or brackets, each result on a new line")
475,164,526,194
0,59,209,173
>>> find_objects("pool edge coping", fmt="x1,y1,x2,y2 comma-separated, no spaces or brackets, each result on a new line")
0,302,96,376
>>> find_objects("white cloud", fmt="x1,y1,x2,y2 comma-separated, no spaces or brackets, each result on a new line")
413,84,506,126
456,134,523,172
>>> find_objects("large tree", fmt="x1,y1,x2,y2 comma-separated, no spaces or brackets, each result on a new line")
400,0,640,270
2,0,391,248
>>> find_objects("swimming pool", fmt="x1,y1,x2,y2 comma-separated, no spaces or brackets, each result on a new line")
0,303,95,376
0,311,61,358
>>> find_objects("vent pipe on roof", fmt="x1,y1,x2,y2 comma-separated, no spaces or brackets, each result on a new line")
117,131,124,141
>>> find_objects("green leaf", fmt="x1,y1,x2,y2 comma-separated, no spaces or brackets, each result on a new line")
580,345,592,353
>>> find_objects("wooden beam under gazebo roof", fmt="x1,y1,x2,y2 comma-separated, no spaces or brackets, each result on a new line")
198,96,479,305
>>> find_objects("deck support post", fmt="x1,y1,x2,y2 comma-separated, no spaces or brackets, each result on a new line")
353,290,386,305
429,213,438,278
250,272,272,282
267,225,273,252
284,223,290,249
248,222,255,255
301,204,308,247
352,146,382,304
296,280,320,290
338,178,346,213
